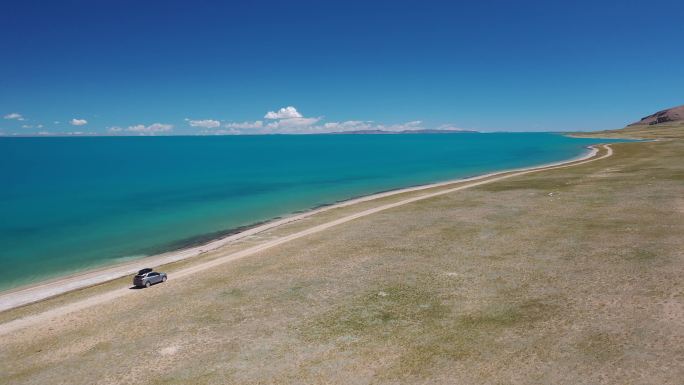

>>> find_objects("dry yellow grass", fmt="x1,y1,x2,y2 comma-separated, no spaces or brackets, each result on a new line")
1,125,683,384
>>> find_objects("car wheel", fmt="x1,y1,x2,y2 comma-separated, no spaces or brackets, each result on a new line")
145,281,151,288
162,276,167,282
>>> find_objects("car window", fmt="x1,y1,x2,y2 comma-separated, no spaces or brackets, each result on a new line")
149,272,159,277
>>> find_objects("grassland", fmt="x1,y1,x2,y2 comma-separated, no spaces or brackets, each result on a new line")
1,124,683,384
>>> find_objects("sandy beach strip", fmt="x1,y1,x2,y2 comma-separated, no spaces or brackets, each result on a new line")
0,144,610,324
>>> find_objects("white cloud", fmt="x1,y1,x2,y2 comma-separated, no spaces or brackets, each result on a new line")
214,106,324,134
376,120,424,132
434,124,466,131
4,112,24,120
37,131,50,136
201,128,241,135
264,106,303,119
186,119,221,128
70,118,88,126
66,131,96,136
224,120,263,129
310,120,425,134
266,117,321,131
127,123,173,134
20,123,46,129
322,120,374,131
260,106,322,133
179,105,434,135
107,124,173,135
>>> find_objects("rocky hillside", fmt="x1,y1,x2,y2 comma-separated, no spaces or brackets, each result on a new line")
629,104,684,126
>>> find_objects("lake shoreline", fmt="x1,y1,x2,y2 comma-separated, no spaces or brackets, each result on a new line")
0,144,603,313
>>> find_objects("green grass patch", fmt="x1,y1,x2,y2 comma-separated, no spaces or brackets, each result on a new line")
626,248,659,262
301,284,449,342
575,332,622,362
299,282,561,379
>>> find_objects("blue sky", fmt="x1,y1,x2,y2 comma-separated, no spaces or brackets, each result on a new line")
1,0,683,135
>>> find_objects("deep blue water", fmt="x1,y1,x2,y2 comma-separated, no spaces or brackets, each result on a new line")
0,133,616,290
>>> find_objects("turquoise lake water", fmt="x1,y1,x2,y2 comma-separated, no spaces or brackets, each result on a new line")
0,133,618,291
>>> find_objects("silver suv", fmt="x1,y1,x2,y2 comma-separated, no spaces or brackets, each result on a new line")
133,268,167,288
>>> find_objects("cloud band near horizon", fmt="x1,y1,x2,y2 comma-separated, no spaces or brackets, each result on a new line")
1,106,464,136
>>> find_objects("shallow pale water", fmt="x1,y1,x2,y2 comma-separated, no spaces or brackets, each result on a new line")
0,133,617,290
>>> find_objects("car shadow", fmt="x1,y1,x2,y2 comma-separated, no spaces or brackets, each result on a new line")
129,286,145,290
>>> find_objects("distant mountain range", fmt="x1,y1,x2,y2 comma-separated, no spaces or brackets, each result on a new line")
326,129,477,135
629,104,684,126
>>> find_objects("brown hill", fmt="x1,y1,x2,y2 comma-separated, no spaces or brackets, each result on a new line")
629,104,684,126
